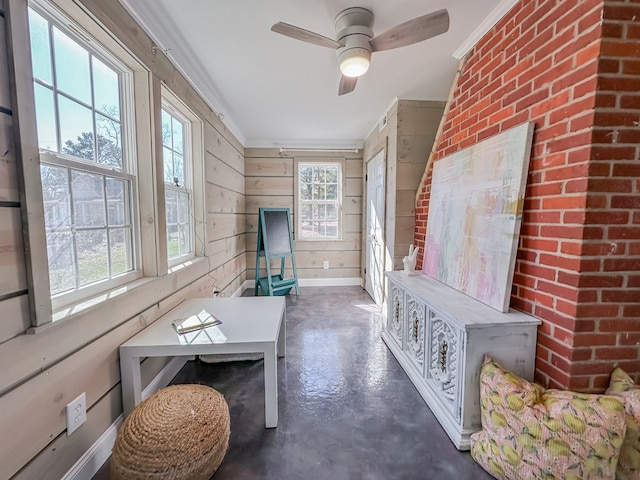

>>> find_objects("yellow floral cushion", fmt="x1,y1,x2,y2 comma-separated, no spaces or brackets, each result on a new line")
606,367,640,480
471,356,627,480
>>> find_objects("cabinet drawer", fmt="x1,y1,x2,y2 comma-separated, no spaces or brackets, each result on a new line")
425,309,463,421
404,293,427,374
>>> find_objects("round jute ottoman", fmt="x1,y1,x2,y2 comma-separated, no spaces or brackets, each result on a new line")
111,384,230,480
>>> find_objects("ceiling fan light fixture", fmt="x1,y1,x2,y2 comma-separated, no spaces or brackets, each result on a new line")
271,7,450,95
339,48,371,78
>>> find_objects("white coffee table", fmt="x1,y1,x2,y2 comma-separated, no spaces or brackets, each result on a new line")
120,296,286,428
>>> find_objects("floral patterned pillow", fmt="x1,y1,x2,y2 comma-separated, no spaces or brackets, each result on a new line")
606,367,640,480
471,355,627,480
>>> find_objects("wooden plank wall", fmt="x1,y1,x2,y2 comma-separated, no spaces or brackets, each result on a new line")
394,101,445,268
0,0,30,348
364,101,399,273
363,100,445,271
245,149,363,281
0,0,247,478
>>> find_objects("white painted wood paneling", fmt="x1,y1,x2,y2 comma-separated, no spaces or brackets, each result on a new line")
204,121,244,173
207,183,246,214
0,0,247,477
0,294,29,344
1,313,147,478
12,384,122,480
206,212,245,241
245,157,293,177
246,176,294,196
0,207,27,295
245,148,363,281
206,151,245,194
0,15,11,110
344,196,362,215
245,194,293,211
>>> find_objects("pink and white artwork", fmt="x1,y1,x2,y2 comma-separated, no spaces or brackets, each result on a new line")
423,122,534,312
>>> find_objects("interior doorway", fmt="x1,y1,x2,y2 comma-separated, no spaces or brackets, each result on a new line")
364,149,385,307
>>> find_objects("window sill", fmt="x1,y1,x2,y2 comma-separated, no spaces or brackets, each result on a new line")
168,254,197,273
27,256,209,333
51,276,156,323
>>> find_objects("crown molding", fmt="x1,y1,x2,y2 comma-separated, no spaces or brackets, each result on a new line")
452,0,520,60
118,0,246,145
244,137,363,150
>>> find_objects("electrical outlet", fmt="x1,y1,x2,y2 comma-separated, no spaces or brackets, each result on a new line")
323,260,329,269
66,392,87,436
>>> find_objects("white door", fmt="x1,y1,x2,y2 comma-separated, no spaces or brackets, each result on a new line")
365,150,385,307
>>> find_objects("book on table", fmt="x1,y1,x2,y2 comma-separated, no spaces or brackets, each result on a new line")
172,310,222,334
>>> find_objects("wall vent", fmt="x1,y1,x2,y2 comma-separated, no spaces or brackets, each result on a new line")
379,114,388,131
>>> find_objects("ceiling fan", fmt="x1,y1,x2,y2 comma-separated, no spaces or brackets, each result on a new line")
271,7,450,95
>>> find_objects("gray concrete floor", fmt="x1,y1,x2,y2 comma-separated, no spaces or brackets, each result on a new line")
94,286,493,479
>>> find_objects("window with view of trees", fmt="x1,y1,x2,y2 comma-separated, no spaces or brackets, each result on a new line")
297,162,342,240
28,5,136,299
162,105,193,263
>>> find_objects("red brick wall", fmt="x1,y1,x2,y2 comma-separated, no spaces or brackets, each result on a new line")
415,0,640,391
579,0,640,389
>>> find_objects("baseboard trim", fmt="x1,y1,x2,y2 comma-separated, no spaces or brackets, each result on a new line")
62,356,188,480
299,277,362,287
61,415,123,480
242,277,362,292
232,283,247,297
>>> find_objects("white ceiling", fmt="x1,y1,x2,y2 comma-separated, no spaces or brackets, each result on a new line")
120,0,507,149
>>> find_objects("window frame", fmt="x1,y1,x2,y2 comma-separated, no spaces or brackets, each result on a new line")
161,96,193,266
28,3,144,310
9,0,152,325
294,158,345,241
160,86,205,270
42,154,141,310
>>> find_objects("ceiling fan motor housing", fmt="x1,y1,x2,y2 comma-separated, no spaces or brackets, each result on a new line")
337,34,372,61
334,7,374,76
333,7,374,32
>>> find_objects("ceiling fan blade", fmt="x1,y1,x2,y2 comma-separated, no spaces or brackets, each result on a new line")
370,9,449,52
339,75,358,96
271,22,342,49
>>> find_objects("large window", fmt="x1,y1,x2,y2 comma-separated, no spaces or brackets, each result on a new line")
161,102,193,264
296,161,342,240
28,4,138,305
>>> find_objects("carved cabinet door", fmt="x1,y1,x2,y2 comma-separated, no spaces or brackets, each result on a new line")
425,309,464,421
387,281,404,348
404,294,426,374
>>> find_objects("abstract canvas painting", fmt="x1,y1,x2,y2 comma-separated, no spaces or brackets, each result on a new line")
423,122,534,312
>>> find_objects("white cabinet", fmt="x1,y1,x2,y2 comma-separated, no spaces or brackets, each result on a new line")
383,271,540,450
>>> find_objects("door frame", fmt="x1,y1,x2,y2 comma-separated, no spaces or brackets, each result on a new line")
364,148,386,307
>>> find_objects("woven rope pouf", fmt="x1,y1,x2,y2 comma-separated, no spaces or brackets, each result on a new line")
111,384,230,480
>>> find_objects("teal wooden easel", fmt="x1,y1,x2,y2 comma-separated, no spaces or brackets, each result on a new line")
255,207,299,296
